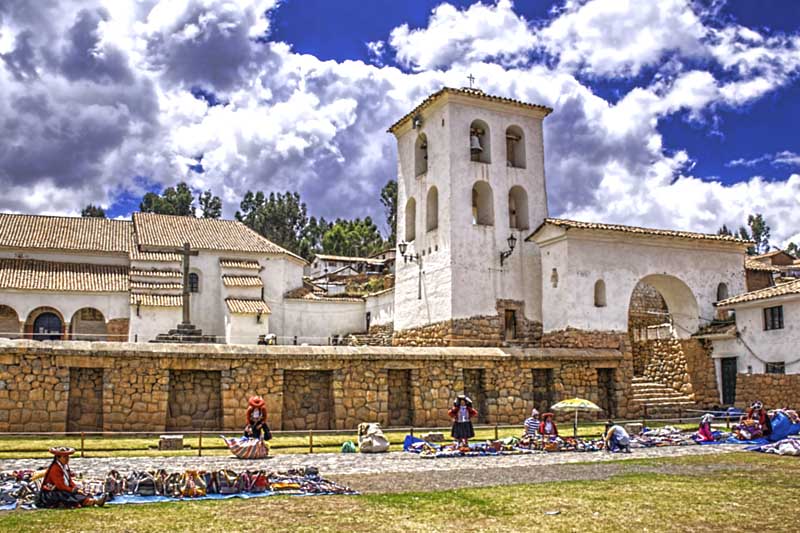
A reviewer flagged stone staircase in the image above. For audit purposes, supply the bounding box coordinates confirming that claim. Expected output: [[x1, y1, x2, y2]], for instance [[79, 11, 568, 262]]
[[631, 376, 696, 418]]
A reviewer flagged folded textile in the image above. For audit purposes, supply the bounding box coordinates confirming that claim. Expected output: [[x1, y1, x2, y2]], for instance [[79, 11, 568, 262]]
[[221, 436, 269, 459]]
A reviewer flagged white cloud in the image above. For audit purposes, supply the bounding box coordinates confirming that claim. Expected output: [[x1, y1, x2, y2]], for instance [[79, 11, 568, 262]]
[[728, 151, 800, 169]]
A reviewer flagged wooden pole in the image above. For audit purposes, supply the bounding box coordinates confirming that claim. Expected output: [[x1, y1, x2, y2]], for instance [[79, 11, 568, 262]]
[[198, 431, 203, 457], [494, 424, 499, 441], [309, 430, 314, 454], [80, 432, 85, 458]]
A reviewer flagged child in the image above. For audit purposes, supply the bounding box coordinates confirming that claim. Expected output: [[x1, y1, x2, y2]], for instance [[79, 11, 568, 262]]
[[448, 395, 478, 448], [244, 396, 272, 441]]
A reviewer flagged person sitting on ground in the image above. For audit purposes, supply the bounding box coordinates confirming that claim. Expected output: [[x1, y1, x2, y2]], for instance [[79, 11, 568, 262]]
[[448, 395, 478, 448], [736, 400, 772, 440], [604, 421, 631, 453], [244, 396, 272, 441], [524, 408, 540, 437], [539, 413, 559, 438], [695, 413, 715, 442], [37, 447, 106, 508]]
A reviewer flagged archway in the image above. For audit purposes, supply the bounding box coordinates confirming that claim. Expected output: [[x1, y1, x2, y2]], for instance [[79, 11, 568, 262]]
[[0, 305, 21, 339], [69, 307, 107, 341], [28, 308, 64, 341]]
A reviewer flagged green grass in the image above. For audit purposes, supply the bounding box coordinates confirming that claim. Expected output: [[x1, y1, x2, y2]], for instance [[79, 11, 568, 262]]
[[0, 422, 701, 459], [0, 452, 796, 532]]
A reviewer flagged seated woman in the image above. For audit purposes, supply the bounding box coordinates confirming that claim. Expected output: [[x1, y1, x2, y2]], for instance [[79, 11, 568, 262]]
[[695, 413, 715, 442], [244, 395, 272, 441], [538, 413, 559, 438], [736, 400, 772, 440], [37, 447, 106, 508], [523, 408, 540, 437], [604, 421, 631, 453]]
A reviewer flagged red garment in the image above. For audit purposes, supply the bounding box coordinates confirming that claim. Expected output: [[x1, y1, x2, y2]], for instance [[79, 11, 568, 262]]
[[744, 408, 772, 435], [246, 405, 267, 426], [539, 419, 559, 437], [42, 460, 76, 492], [696, 422, 714, 442], [448, 405, 478, 420]]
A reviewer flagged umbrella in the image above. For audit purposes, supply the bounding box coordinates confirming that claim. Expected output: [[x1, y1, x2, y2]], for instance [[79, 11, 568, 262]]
[[551, 398, 602, 437]]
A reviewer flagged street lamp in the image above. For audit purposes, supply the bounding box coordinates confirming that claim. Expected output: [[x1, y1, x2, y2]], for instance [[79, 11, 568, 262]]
[[500, 234, 518, 267], [398, 241, 422, 299]]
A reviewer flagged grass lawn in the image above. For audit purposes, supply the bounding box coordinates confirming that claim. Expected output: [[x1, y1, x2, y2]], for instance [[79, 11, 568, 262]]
[[0, 422, 702, 459], [1, 452, 796, 532]]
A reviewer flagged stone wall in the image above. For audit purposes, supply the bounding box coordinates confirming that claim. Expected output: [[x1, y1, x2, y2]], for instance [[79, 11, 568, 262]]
[[638, 338, 692, 394], [0, 340, 630, 432], [628, 282, 669, 329], [387, 369, 412, 426], [67, 368, 103, 433], [682, 339, 719, 406], [735, 374, 800, 409], [166, 370, 222, 431]]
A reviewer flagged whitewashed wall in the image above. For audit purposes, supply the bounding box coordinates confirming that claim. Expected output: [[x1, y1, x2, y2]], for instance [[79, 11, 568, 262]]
[[365, 289, 394, 326], [224, 311, 269, 345], [280, 299, 365, 344], [128, 306, 182, 342]]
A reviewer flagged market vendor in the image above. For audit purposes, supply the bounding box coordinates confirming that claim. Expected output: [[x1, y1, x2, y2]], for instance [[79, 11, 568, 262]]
[[539, 413, 559, 437], [448, 395, 478, 447], [524, 408, 540, 437], [695, 414, 715, 442], [603, 421, 631, 453], [736, 400, 772, 439], [244, 395, 272, 441], [37, 447, 106, 508]]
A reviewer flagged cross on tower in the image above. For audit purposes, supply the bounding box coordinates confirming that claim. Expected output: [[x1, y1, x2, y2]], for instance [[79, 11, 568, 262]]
[[468, 74, 475, 88]]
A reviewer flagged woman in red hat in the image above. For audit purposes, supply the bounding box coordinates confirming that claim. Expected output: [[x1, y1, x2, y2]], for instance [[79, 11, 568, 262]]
[[37, 447, 106, 508], [244, 396, 272, 441], [448, 395, 478, 448], [539, 413, 559, 438]]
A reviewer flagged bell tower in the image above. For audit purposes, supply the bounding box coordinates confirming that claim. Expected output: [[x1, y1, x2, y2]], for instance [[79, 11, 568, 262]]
[[389, 87, 552, 346]]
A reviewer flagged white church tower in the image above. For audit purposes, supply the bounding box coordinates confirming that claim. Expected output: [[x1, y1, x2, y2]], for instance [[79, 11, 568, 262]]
[[389, 87, 552, 346]]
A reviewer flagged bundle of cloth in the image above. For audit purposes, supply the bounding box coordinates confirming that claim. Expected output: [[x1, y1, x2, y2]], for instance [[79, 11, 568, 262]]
[[403, 435, 538, 458], [221, 436, 269, 459], [748, 437, 800, 456], [631, 426, 697, 448], [728, 403, 800, 444], [357, 422, 390, 453]]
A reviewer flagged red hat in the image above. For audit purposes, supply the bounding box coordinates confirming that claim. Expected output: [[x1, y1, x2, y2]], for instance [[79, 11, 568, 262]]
[[49, 446, 75, 457], [542, 412, 554, 419], [248, 396, 266, 409]]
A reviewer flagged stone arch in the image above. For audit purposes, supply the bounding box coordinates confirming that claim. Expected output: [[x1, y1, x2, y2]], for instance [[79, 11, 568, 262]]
[[472, 181, 494, 226], [25, 306, 65, 341], [469, 119, 491, 163], [404, 197, 416, 242], [594, 280, 607, 307], [628, 274, 699, 339], [508, 185, 529, 230], [506, 125, 525, 168], [0, 304, 22, 338], [69, 307, 108, 341], [415, 133, 428, 176], [426, 186, 438, 232]]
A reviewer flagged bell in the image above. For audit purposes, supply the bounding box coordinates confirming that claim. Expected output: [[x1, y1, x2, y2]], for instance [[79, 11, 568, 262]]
[[470, 134, 483, 153]]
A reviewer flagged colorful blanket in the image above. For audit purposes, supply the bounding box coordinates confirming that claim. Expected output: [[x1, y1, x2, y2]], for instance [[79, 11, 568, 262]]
[[222, 436, 269, 459], [747, 437, 800, 456]]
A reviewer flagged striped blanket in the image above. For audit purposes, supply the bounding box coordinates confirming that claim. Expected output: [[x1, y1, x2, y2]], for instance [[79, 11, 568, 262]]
[[221, 436, 269, 459]]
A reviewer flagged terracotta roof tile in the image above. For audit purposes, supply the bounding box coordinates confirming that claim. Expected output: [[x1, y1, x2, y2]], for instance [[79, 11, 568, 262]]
[[225, 298, 271, 314], [284, 286, 364, 303], [0, 258, 129, 292], [530, 218, 752, 245], [388, 87, 552, 133], [717, 279, 800, 307], [130, 280, 183, 291], [130, 248, 181, 262], [130, 293, 182, 307], [130, 268, 182, 279], [745, 259, 780, 272], [222, 275, 263, 288], [219, 258, 261, 270], [0, 214, 132, 253]]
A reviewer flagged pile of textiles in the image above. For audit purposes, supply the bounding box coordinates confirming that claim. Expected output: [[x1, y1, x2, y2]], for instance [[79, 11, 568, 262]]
[[748, 437, 800, 456], [726, 410, 800, 445], [404, 435, 539, 458], [631, 426, 698, 448], [221, 436, 269, 459], [0, 467, 356, 511]]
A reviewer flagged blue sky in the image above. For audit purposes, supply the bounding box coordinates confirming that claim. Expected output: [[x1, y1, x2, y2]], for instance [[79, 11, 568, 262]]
[[0, 0, 798, 245]]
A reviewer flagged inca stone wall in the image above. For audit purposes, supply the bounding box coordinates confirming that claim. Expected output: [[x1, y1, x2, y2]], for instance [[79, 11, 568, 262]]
[[387, 369, 412, 426], [735, 374, 800, 409], [681, 339, 719, 406], [282, 370, 333, 430], [628, 282, 669, 329], [67, 368, 103, 433], [166, 370, 222, 431], [639, 338, 692, 393]]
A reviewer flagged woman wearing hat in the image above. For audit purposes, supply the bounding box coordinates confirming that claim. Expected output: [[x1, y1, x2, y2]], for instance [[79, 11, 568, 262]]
[[244, 396, 272, 441], [737, 400, 772, 439], [448, 395, 478, 448], [37, 447, 106, 508], [538, 413, 559, 438]]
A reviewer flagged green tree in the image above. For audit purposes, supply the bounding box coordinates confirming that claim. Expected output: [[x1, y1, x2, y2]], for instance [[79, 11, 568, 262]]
[[380, 180, 397, 245], [787, 242, 799, 259], [235, 191, 310, 257], [299, 216, 332, 259], [716, 224, 732, 236], [321, 217, 384, 257], [140, 182, 196, 216], [198, 190, 222, 219], [80, 204, 106, 218]]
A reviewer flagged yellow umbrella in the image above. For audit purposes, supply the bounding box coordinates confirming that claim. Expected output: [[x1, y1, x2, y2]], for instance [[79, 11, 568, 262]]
[[551, 398, 602, 437]]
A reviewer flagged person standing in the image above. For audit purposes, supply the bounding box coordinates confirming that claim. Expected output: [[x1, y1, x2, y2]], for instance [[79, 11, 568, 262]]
[[448, 395, 478, 448]]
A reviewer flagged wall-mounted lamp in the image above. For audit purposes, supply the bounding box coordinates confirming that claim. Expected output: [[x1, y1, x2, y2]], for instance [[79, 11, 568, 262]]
[[412, 114, 423, 129], [398, 241, 423, 300], [500, 234, 518, 267]]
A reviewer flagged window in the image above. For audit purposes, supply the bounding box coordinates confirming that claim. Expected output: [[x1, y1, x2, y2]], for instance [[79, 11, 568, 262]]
[[404, 197, 416, 242], [426, 186, 438, 232], [471, 181, 494, 225], [415, 134, 428, 176], [766, 362, 786, 374], [594, 280, 607, 307], [763, 305, 783, 330], [508, 186, 529, 229], [469, 119, 491, 163], [716, 283, 729, 301], [189, 273, 200, 293], [505, 125, 525, 168]]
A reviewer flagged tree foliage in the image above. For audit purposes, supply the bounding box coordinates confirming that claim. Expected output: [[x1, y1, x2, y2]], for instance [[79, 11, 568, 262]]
[[236, 191, 312, 257], [719, 213, 771, 255], [321, 217, 384, 258], [787, 242, 799, 259], [140, 182, 196, 216], [80, 204, 106, 218], [380, 180, 397, 246], [198, 190, 222, 219]]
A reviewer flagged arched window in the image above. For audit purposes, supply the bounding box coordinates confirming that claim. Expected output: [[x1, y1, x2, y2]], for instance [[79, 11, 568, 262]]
[[33, 312, 63, 341], [426, 186, 438, 232], [508, 185, 529, 230], [405, 197, 416, 242], [189, 273, 200, 293], [415, 134, 428, 176], [70, 307, 107, 341], [0, 305, 21, 339], [469, 119, 491, 163], [472, 181, 494, 225], [594, 280, 607, 307], [506, 125, 525, 168], [716, 282, 729, 301]]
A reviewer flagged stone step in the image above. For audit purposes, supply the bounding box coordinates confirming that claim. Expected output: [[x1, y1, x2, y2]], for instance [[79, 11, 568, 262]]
[[633, 399, 695, 407], [633, 392, 692, 401]]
